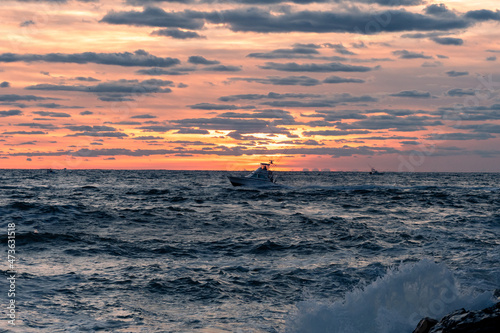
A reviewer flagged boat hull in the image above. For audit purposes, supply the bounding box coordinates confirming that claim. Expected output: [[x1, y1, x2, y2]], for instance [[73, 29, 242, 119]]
[[228, 176, 276, 187]]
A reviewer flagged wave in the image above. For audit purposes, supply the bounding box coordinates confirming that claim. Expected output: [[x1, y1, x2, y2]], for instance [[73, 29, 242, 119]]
[[286, 259, 495, 333]]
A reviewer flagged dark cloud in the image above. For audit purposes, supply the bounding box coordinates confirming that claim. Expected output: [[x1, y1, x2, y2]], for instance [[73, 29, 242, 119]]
[[336, 115, 442, 131], [131, 114, 157, 119], [231, 76, 322, 86], [0, 82, 10, 88], [431, 37, 464, 45], [127, 0, 423, 5], [486, 56, 497, 61], [132, 136, 164, 140], [426, 132, 495, 140], [32, 111, 71, 117], [138, 125, 174, 132], [36, 103, 84, 109], [303, 130, 370, 136], [188, 56, 220, 65], [172, 117, 272, 133], [100, 7, 205, 30], [80, 111, 93, 115], [446, 88, 476, 97], [304, 110, 368, 121], [0, 110, 22, 117], [393, 50, 433, 59], [351, 41, 366, 48], [203, 65, 242, 72], [259, 62, 373, 72], [446, 70, 468, 77], [126, 1, 196, 5], [247, 45, 320, 59], [324, 43, 356, 55], [16, 123, 57, 129], [20, 20, 35, 27], [151, 28, 204, 39], [175, 128, 210, 134], [323, 76, 365, 84], [65, 125, 116, 132], [25, 79, 174, 94], [74, 77, 100, 82], [261, 94, 377, 108], [361, 135, 418, 140], [5, 145, 400, 158], [136, 68, 189, 75], [455, 124, 500, 133], [102, 6, 471, 35], [401, 31, 446, 39], [114, 121, 142, 125], [363, 108, 421, 116], [424, 3, 458, 19], [218, 109, 294, 120], [389, 90, 432, 98], [0, 94, 58, 102], [66, 132, 129, 138], [219, 92, 322, 101], [204, 7, 471, 34], [3, 131, 46, 135], [464, 9, 500, 21], [262, 100, 334, 108], [98, 95, 135, 102], [14, 0, 68, 2], [188, 103, 255, 110], [0, 50, 180, 67], [436, 104, 500, 121]]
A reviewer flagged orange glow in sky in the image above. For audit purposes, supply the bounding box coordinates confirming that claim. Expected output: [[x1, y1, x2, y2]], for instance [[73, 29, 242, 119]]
[[1, 0, 500, 171]]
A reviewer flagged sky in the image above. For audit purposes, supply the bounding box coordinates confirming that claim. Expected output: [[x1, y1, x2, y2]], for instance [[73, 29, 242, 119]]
[[0, 0, 500, 171]]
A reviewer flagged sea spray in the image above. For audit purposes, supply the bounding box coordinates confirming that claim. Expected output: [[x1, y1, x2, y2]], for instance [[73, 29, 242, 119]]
[[286, 259, 494, 333]]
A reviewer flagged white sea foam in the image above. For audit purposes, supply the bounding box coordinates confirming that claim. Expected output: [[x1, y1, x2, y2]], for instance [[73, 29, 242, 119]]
[[286, 259, 495, 333]]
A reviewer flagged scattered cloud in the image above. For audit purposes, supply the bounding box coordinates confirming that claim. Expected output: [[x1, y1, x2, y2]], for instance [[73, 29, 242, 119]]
[[131, 114, 157, 119], [32, 111, 71, 117], [188, 56, 220, 65], [0, 110, 22, 117], [188, 103, 255, 110], [151, 28, 205, 39], [393, 50, 433, 59], [219, 92, 322, 101], [0, 50, 180, 67], [446, 70, 469, 77], [259, 62, 373, 72], [323, 76, 365, 84], [431, 37, 464, 46], [231, 76, 322, 86], [389, 90, 432, 98]]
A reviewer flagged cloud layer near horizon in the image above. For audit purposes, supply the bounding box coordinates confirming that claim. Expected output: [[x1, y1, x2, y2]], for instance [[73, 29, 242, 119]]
[[1, 0, 500, 171]]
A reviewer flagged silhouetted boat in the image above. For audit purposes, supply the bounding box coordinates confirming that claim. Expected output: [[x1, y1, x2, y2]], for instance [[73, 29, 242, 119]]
[[369, 167, 382, 175], [228, 162, 277, 186]]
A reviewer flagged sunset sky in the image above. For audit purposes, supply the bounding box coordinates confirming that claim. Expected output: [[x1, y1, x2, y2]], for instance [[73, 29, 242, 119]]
[[1, 0, 500, 171]]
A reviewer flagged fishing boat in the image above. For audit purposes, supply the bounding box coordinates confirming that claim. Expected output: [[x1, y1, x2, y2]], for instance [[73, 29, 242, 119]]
[[369, 167, 382, 175], [228, 161, 277, 187]]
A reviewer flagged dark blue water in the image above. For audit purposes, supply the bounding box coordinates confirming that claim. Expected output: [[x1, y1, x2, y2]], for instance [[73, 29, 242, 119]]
[[1, 171, 499, 332]]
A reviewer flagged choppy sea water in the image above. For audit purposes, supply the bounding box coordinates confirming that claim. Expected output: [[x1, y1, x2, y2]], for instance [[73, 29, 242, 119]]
[[1, 170, 499, 332]]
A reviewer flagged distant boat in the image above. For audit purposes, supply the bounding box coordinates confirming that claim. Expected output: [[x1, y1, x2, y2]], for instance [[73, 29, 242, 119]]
[[228, 161, 277, 187], [369, 167, 382, 175]]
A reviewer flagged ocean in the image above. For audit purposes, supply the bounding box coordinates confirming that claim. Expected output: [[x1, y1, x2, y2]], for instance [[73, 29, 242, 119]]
[[1, 170, 499, 332]]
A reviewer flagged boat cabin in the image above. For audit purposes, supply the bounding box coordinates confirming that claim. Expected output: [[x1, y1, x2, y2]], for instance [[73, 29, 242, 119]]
[[249, 162, 274, 181]]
